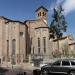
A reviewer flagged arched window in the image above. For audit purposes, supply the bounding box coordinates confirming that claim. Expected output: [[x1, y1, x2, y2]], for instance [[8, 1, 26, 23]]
[[7, 40, 9, 55], [12, 39, 16, 55], [38, 38, 40, 53], [39, 12, 41, 16], [7, 40, 10, 61], [42, 12, 46, 16], [43, 12, 44, 16], [43, 37, 46, 53], [11, 39, 16, 64]]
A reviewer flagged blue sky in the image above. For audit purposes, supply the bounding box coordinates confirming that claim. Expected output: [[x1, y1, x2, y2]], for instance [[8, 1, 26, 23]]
[[0, 0, 75, 39]]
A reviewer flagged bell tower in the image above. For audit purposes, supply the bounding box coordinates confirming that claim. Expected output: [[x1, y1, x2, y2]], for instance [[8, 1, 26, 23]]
[[35, 6, 48, 24]]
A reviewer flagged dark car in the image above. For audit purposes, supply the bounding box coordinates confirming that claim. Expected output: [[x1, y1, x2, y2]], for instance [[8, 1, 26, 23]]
[[41, 59, 75, 75], [0, 67, 8, 75]]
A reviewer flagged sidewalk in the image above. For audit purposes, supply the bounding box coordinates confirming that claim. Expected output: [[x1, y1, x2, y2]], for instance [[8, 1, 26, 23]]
[[21, 63, 41, 71], [1, 62, 41, 71]]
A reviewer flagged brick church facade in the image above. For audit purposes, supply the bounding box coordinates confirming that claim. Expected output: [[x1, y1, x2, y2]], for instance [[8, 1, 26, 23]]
[[0, 6, 74, 67]]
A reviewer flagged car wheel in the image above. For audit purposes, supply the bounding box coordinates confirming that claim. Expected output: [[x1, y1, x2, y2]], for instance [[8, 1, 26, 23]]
[[69, 71, 75, 75], [42, 69, 48, 75]]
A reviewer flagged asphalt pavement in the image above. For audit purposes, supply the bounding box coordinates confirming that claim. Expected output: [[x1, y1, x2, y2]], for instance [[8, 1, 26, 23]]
[[5, 69, 33, 75]]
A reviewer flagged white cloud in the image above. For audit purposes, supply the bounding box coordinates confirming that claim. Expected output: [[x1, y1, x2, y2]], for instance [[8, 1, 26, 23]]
[[49, 0, 64, 14], [63, 0, 75, 15], [50, 0, 75, 15]]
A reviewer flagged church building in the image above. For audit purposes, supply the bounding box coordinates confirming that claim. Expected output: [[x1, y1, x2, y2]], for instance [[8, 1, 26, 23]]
[[25, 6, 52, 65], [0, 6, 74, 67], [0, 6, 51, 66]]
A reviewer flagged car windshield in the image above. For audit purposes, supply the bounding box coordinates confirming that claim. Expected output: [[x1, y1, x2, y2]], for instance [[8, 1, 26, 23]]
[[52, 60, 61, 66]]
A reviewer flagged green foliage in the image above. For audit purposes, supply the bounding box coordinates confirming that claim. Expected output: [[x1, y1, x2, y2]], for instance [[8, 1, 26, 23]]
[[49, 5, 67, 39], [49, 5, 67, 58]]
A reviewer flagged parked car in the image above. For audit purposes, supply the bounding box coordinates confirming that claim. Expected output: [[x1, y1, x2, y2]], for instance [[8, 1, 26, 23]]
[[41, 59, 75, 75]]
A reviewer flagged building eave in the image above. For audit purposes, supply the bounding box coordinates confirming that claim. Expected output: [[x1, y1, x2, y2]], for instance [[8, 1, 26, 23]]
[[53, 36, 67, 42], [35, 27, 49, 29], [35, 6, 48, 12], [0, 16, 25, 25]]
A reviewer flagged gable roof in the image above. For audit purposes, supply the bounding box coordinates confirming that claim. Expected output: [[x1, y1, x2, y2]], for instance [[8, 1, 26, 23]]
[[24, 18, 48, 27], [69, 41, 75, 45], [35, 6, 48, 12], [53, 35, 73, 42]]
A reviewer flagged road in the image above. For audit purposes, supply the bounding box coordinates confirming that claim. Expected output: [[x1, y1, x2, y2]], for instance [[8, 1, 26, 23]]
[[5, 69, 33, 75], [24, 70, 33, 75], [0, 67, 41, 75]]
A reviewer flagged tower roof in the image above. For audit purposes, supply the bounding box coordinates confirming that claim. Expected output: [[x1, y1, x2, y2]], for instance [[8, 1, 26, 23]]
[[35, 6, 48, 12]]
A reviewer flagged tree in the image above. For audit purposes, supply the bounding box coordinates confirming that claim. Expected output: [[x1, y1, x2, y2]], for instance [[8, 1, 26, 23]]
[[52, 49, 61, 58], [62, 43, 69, 57], [49, 5, 67, 57]]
